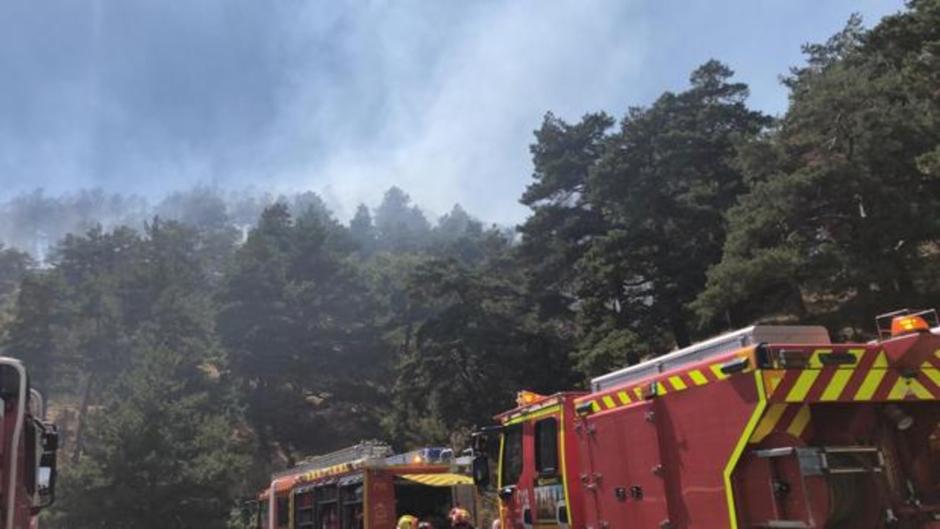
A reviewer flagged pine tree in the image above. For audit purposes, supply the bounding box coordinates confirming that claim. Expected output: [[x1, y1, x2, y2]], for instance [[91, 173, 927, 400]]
[[218, 204, 385, 459], [386, 257, 573, 447], [696, 8, 940, 333], [53, 339, 250, 529], [2, 271, 60, 390], [374, 187, 431, 252], [0, 244, 32, 305], [349, 204, 377, 255], [581, 60, 770, 355]]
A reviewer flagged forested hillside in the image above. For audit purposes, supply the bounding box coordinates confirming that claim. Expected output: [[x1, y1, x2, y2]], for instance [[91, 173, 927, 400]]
[[0, 3, 938, 528]]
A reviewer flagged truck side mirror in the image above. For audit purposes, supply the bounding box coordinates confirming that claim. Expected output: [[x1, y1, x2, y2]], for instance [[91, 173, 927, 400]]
[[43, 426, 59, 451], [471, 432, 489, 453], [498, 485, 516, 501], [37, 424, 58, 509]]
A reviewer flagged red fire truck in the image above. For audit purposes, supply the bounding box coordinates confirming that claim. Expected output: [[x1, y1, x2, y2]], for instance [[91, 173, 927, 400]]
[[472, 309, 940, 529], [259, 442, 477, 529], [0, 356, 58, 529]]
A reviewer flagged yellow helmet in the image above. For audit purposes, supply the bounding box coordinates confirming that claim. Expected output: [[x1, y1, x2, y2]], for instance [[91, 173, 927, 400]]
[[398, 515, 419, 529], [449, 508, 471, 526]]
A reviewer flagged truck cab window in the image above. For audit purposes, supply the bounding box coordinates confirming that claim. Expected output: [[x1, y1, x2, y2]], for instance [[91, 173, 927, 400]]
[[535, 418, 559, 476], [277, 497, 290, 528], [500, 425, 523, 486]]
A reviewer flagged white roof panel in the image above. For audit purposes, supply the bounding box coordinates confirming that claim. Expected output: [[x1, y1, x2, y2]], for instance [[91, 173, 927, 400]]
[[590, 325, 831, 392]]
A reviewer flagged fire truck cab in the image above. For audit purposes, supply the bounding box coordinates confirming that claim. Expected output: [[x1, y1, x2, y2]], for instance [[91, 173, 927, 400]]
[[259, 443, 477, 529], [475, 309, 940, 529], [471, 392, 587, 529], [0, 357, 59, 529]]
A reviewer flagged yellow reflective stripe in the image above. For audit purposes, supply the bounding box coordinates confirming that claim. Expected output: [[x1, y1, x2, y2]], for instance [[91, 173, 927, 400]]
[[786, 369, 821, 401], [722, 371, 767, 529], [786, 405, 811, 437], [911, 379, 933, 400], [750, 404, 787, 444], [656, 382, 668, 395], [854, 352, 888, 401], [807, 349, 831, 368], [602, 395, 616, 409], [689, 370, 708, 386], [888, 378, 907, 400], [668, 375, 687, 391], [710, 364, 729, 380], [820, 369, 853, 401], [504, 405, 561, 425], [845, 348, 866, 367], [558, 405, 572, 529], [497, 427, 505, 490], [400, 473, 473, 486], [888, 378, 932, 400], [765, 372, 784, 395], [590, 401, 601, 413], [873, 351, 888, 368], [616, 391, 632, 405], [922, 364, 940, 389], [633, 387, 644, 400]]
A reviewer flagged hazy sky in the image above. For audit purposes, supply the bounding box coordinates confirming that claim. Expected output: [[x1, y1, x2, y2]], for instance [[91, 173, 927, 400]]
[[0, 0, 904, 224]]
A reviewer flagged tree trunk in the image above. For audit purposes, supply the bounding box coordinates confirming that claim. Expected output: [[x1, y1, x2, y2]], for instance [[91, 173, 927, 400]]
[[71, 371, 96, 464], [671, 319, 691, 348], [892, 258, 916, 300], [668, 301, 692, 348], [791, 283, 809, 321]]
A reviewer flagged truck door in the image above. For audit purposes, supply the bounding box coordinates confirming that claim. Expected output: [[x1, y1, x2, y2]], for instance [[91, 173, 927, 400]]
[[499, 423, 526, 529], [532, 417, 567, 529], [578, 401, 669, 529]]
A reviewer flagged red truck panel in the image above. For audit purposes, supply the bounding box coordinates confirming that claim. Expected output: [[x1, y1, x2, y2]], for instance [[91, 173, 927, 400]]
[[579, 400, 668, 529], [578, 372, 761, 529], [366, 470, 395, 529]]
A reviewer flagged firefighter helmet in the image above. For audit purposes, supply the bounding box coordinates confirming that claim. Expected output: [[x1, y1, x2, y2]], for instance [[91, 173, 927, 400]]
[[449, 508, 471, 528], [398, 515, 418, 529]]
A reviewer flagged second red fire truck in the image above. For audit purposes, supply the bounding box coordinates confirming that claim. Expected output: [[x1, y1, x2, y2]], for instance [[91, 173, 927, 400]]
[[259, 442, 478, 529]]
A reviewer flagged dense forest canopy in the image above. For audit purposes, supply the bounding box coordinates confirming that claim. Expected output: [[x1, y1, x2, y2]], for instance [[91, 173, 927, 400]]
[[0, 3, 938, 528]]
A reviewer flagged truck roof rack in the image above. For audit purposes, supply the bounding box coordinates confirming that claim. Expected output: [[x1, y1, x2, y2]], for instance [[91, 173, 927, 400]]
[[591, 325, 831, 392], [384, 447, 453, 466], [273, 441, 393, 479]]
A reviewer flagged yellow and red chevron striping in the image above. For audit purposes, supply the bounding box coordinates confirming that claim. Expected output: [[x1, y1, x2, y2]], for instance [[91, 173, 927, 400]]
[[579, 352, 748, 413], [748, 403, 813, 444], [580, 346, 940, 414], [767, 347, 940, 403]]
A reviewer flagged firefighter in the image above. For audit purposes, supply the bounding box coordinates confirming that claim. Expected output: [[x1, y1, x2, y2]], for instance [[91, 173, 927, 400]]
[[397, 514, 419, 529], [448, 508, 473, 529]]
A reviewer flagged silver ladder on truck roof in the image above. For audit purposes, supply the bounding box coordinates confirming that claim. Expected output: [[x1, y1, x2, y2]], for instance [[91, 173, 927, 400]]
[[273, 440, 393, 479], [590, 325, 831, 392]]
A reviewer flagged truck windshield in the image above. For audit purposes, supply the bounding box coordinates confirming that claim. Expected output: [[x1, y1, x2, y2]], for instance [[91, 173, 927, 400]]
[[535, 418, 559, 476], [277, 496, 289, 527], [500, 424, 523, 487]]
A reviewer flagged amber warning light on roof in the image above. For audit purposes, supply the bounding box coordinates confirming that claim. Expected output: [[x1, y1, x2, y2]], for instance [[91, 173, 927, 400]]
[[516, 390, 548, 407], [891, 314, 930, 336]]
